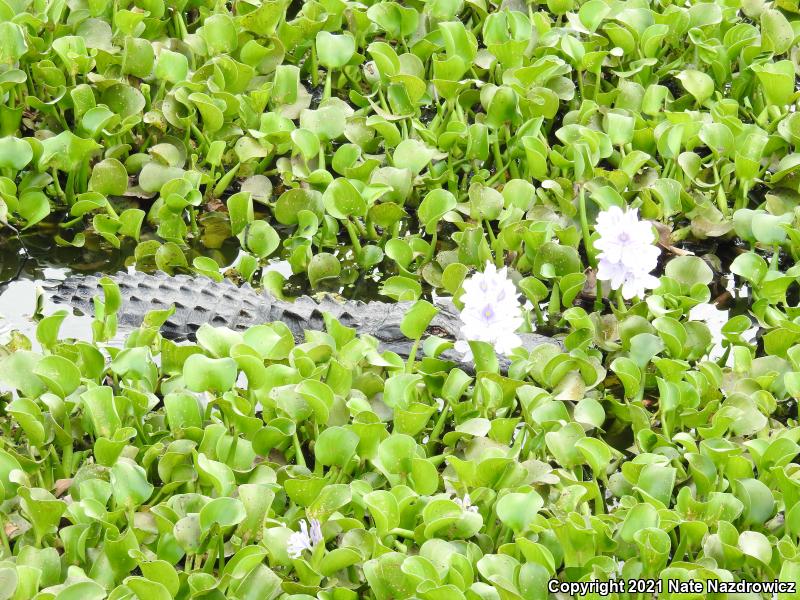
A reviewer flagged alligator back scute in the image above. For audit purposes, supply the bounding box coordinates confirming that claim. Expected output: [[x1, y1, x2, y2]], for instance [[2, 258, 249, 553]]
[[51, 271, 272, 340], [275, 296, 408, 346]]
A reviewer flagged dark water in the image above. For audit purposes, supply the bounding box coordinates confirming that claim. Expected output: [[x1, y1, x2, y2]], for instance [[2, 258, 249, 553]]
[[0, 219, 245, 343], [1, 215, 756, 358], [0, 227, 111, 343], [0, 216, 386, 344]]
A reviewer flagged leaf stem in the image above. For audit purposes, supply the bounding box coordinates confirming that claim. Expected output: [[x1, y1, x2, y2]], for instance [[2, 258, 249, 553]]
[[292, 432, 306, 469], [425, 404, 450, 454], [310, 44, 319, 88], [344, 219, 363, 262], [388, 528, 415, 538], [323, 69, 332, 101], [491, 134, 506, 183], [405, 338, 420, 373], [578, 185, 604, 311], [616, 289, 626, 311]]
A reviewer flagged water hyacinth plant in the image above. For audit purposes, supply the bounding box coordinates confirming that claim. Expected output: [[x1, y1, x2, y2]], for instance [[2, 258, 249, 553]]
[[455, 261, 525, 359], [594, 206, 661, 300], [0, 0, 799, 597], [452, 493, 479, 514], [286, 519, 324, 560]]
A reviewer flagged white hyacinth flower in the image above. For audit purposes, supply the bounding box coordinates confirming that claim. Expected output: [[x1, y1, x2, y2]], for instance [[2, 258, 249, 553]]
[[453, 493, 479, 513], [454, 261, 525, 360], [596, 257, 660, 301], [287, 518, 323, 559], [594, 206, 661, 300]]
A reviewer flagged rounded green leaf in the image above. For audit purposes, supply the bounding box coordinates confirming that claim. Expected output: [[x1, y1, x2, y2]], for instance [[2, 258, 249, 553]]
[[400, 300, 438, 340], [200, 14, 238, 55], [761, 9, 795, 54], [676, 69, 714, 104], [308, 252, 342, 287], [89, 158, 128, 196], [315, 426, 359, 468], [155, 49, 189, 83], [316, 31, 356, 69], [183, 354, 238, 393], [322, 178, 367, 219], [110, 458, 154, 509], [240, 220, 280, 258], [418, 189, 456, 234], [0, 23, 27, 65], [664, 255, 713, 287], [33, 355, 81, 398], [393, 139, 436, 174], [199, 497, 246, 532], [0, 136, 32, 170], [496, 491, 544, 532]]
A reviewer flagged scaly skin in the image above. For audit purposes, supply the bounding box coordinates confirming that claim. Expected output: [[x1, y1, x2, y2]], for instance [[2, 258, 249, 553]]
[[50, 271, 558, 368]]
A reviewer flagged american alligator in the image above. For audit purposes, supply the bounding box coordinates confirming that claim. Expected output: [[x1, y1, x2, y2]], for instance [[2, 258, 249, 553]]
[[50, 271, 558, 369]]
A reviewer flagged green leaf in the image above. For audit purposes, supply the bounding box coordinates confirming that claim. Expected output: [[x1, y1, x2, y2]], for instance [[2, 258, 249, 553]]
[[496, 491, 543, 532], [0, 136, 32, 170], [0, 352, 45, 397], [676, 69, 714, 105], [761, 9, 795, 54], [367, 2, 419, 38], [308, 252, 342, 287], [38, 131, 101, 172], [33, 355, 81, 398], [753, 60, 795, 107], [110, 458, 154, 509], [400, 300, 438, 340], [81, 386, 121, 438], [164, 392, 203, 431], [18, 191, 51, 228], [0, 23, 27, 65], [200, 497, 246, 532], [183, 354, 238, 393], [533, 242, 581, 278], [155, 49, 189, 83], [322, 178, 367, 219], [90, 158, 128, 196], [200, 14, 238, 55], [196, 453, 236, 497], [664, 255, 713, 287], [418, 189, 456, 234], [364, 490, 399, 536], [155, 242, 188, 274], [393, 139, 436, 174], [240, 220, 279, 258], [316, 31, 356, 69], [315, 426, 359, 468], [122, 37, 154, 78]]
